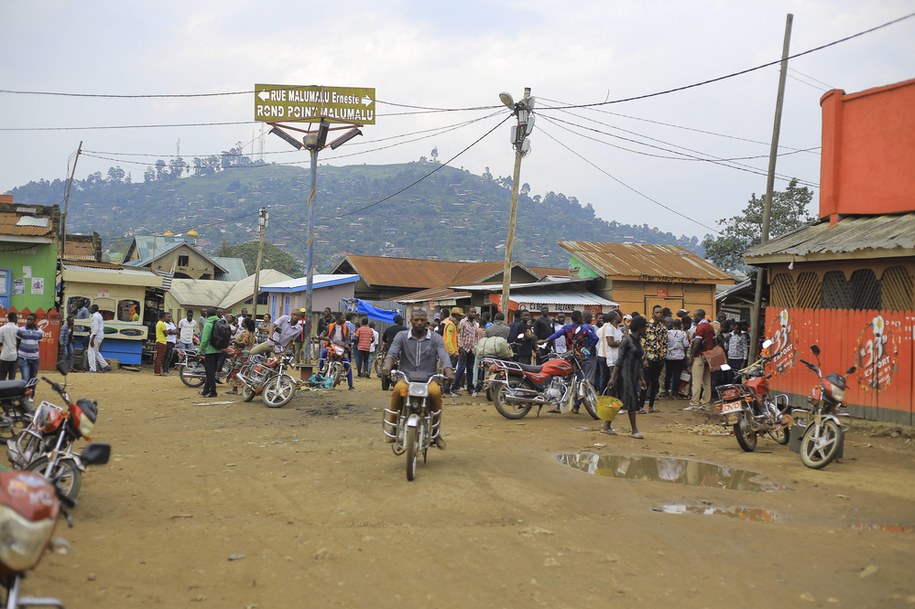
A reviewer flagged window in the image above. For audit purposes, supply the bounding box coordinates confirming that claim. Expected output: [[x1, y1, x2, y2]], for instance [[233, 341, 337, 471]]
[[67, 296, 88, 318], [94, 297, 116, 321], [770, 274, 795, 308], [177, 255, 189, 266], [850, 269, 880, 311], [796, 272, 821, 309], [881, 266, 913, 311], [117, 299, 141, 322], [820, 271, 851, 309]]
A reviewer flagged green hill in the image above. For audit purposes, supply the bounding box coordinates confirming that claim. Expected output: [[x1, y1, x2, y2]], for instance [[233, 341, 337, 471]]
[[8, 156, 702, 271]]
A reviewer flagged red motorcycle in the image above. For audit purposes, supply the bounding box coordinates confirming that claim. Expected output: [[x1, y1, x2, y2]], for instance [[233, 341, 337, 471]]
[[0, 443, 110, 609], [484, 350, 599, 420]]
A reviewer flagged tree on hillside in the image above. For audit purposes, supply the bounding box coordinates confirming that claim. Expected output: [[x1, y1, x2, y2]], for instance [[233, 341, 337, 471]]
[[216, 241, 302, 277], [702, 178, 814, 272]]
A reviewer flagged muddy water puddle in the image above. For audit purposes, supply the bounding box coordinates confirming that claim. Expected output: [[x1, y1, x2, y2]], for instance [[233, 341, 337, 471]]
[[654, 504, 777, 522], [557, 452, 775, 491], [851, 522, 914, 533]]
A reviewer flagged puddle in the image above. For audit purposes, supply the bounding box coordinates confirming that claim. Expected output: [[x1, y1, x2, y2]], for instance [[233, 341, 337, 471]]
[[851, 522, 914, 534], [655, 504, 777, 522], [557, 452, 773, 491]]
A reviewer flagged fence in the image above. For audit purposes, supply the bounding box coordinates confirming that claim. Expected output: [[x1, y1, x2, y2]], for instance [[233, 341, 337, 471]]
[[764, 307, 914, 425]]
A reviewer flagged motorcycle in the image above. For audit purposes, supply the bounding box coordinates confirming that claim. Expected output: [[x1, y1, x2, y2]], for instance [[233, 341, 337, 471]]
[[0, 378, 37, 440], [177, 347, 235, 388], [235, 352, 298, 408], [382, 371, 444, 481], [319, 343, 352, 389], [714, 340, 792, 452], [484, 349, 599, 420], [0, 442, 110, 609], [791, 344, 857, 470], [7, 362, 98, 502]]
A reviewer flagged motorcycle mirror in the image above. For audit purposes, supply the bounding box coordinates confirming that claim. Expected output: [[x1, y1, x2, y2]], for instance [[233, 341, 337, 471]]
[[761, 339, 773, 349], [847, 366, 857, 374], [517, 334, 525, 340], [80, 443, 112, 466], [56, 360, 69, 376], [811, 344, 821, 357]]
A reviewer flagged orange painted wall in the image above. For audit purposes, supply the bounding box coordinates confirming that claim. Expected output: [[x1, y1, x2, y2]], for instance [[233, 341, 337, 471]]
[[819, 78, 915, 220]]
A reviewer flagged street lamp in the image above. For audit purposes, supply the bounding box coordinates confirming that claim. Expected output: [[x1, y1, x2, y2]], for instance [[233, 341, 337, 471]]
[[499, 87, 534, 318]]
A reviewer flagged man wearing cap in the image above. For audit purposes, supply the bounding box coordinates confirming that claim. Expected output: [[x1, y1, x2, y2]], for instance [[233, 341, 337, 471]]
[[441, 307, 462, 396], [293, 308, 307, 365], [686, 308, 715, 409]]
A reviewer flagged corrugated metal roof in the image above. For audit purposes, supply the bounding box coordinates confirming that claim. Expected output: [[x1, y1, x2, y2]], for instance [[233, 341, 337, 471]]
[[507, 290, 619, 307], [397, 286, 472, 304], [0, 209, 55, 238], [168, 279, 234, 308], [211, 256, 249, 282], [743, 213, 915, 262], [62, 262, 160, 276], [260, 274, 360, 292], [332, 255, 555, 289], [557, 241, 733, 283], [15, 216, 49, 227], [63, 240, 97, 261], [217, 270, 292, 308]]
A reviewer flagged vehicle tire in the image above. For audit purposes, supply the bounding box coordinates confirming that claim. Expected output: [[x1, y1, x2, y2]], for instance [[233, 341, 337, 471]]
[[263, 375, 297, 408], [373, 354, 383, 378], [767, 427, 790, 445], [27, 457, 81, 501], [580, 380, 599, 420], [492, 378, 533, 420], [800, 419, 842, 469], [329, 363, 343, 388], [734, 414, 758, 452], [242, 386, 256, 402], [405, 426, 418, 481], [179, 363, 205, 388]]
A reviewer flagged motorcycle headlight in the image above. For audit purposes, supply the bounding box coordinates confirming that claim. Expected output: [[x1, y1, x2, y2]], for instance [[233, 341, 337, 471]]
[[0, 503, 57, 572], [829, 382, 846, 403]]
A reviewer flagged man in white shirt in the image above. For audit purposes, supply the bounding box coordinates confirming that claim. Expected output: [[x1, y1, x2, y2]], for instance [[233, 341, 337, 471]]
[[604, 311, 623, 395], [595, 313, 610, 393], [87, 304, 111, 373], [250, 310, 303, 356], [0, 312, 20, 380], [552, 313, 567, 354], [164, 313, 178, 372], [177, 310, 197, 351]]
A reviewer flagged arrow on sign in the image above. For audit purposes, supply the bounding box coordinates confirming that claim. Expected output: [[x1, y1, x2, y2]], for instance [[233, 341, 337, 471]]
[[361, 95, 373, 106], [258, 90, 271, 101]]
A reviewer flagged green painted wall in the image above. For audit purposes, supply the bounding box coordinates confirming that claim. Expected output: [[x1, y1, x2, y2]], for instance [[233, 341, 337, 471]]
[[568, 254, 601, 280], [0, 242, 57, 312]]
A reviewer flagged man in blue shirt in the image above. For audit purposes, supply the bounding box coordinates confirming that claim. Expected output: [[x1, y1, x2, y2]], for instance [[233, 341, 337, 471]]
[[539, 310, 599, 414], [17, 313, 43, 382]]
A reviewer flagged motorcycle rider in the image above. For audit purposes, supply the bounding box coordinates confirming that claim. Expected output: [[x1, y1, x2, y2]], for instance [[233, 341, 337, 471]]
[[250, 309, 304, 356], [539, 310, 599, 414], [380, 309, 454, 449], [320, 312, 354, 390], [381, 314, 407, 353]]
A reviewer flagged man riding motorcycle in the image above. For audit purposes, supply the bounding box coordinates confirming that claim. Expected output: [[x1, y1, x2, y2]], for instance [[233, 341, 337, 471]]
[[380, 309, 454, 449]]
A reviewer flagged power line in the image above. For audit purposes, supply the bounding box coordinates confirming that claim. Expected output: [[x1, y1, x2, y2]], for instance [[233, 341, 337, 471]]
[[539, 11, 915, 110], [325, 114, 512, 220], [537, 125, 721, 235], [0, 120, 254, 132], [788, 68, 836, 89]]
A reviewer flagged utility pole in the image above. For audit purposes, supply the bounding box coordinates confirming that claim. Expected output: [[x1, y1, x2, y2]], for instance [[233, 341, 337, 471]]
[[60, 141, 83, 258], [750, 14, 793, 361], [252, 207, 269, 319], [498, 88, 534, 317]]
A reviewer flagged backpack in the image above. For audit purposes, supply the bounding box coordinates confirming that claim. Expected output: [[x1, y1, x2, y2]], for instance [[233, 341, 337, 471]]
[[211, 319, 232, 350]]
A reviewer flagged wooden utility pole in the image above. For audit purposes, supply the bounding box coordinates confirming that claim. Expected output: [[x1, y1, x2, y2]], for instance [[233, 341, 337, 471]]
[[60, 141, 83, 258], [252, 207, 268, 319], [750, 14, 793, 360]]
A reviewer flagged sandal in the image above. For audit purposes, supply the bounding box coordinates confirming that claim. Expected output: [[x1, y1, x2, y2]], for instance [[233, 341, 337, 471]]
[[546, 408, 562, 414], [603, 428, 618, 436], [636, 409, 647, 415], [649, 408, 658, 413], [630, 432, 644, 440]]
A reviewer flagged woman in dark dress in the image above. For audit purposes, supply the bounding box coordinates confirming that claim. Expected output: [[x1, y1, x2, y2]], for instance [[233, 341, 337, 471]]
[[609, 315, 647, 439]]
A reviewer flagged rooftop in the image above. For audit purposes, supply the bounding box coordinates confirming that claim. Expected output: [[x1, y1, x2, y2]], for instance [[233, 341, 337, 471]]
[[558, 241, 733, 284]]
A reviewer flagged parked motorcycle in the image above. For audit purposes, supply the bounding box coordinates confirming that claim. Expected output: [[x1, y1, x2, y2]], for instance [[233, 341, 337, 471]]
[[6, 362, 98, 501], [484, 350, 599, 420], [382, 371, 444, 481], [0, 378, 37, 440], [791, 344, 856, 469], [319, 343, 352, 389], [715, 340, 792, 451], [177, 347, 235, 388], [236, 353, 298, 408], [0, 442, 110, 609]]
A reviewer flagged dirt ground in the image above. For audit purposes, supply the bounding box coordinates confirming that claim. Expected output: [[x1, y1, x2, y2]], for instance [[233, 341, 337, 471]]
[[24, 367, 915, 609]]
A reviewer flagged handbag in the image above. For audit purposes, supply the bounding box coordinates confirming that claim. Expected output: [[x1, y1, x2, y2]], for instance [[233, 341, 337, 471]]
[[701, 345, 727, 372]]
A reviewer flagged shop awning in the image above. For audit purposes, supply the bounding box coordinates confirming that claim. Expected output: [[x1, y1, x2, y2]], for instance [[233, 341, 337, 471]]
[[488, 290, 618, 312]]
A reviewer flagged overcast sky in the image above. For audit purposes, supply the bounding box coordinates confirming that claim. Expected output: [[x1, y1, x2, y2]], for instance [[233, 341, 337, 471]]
[[1, 1, 913, 239]]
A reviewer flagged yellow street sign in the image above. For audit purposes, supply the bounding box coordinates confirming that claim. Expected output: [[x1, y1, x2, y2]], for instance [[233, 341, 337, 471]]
[[254, 84, 376, 124]]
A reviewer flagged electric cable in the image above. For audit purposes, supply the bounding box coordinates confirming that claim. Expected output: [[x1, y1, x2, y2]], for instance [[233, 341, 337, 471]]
[[324, 114, 512, 220], [537, 125, 721, 235]]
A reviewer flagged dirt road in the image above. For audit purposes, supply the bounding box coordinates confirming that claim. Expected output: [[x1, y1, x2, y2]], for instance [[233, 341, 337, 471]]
[[26, 369, 915, 608]]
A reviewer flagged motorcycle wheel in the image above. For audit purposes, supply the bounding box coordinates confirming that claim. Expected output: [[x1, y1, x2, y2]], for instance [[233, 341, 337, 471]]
[[263, 375, 297, 408], [179, 363, 206, 388], [405, 426, 418, 481], [329, 363, 343, 388], [800, 419, 842, 469], [580, 380, 599, 420], [492, 378, 533, 420], [242, 385, 256, 402], [734, 414, 758, 452], [373, 354, 383, 378], [27, 457, 81, 501], [767, 427, 790, 445]]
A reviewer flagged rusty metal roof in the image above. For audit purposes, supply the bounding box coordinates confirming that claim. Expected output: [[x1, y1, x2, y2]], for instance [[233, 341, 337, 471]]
[[333, 255, 557, 290], [744, 213, 915, 263], [557, 241, 733, 284], [0, 208, 56, 239], [397, 286, 472, 304]]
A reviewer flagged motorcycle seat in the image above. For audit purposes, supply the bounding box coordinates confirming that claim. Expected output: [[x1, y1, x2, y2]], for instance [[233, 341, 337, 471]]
[[514, 362, 543, 374], [0, 380, 27, 399]]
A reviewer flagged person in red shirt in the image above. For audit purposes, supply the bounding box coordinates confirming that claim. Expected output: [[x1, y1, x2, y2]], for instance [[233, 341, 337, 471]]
[[686, 308, 716, 408], [354, 317, 375, 378]]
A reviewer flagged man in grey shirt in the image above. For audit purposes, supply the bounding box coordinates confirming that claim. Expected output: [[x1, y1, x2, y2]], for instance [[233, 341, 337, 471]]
[[484, 312, 511, 340], [381, 309, 454, 449]]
